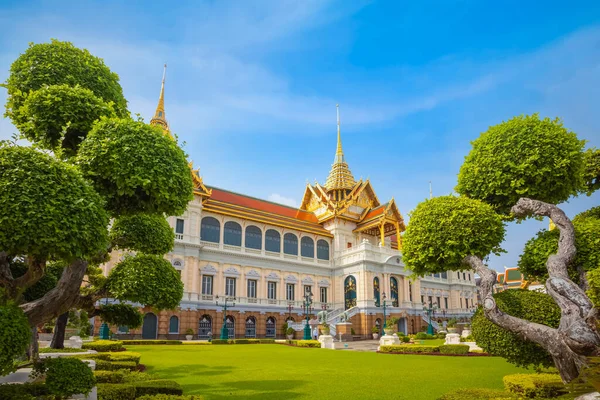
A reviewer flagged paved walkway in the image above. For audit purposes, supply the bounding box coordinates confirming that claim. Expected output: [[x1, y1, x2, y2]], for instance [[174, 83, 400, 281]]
[[333, 339, 380, 352]]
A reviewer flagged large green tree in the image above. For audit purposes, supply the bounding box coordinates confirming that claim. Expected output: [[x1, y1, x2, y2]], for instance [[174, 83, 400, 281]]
[[0, 40, 192, 373], [403, 114, 600, 383]]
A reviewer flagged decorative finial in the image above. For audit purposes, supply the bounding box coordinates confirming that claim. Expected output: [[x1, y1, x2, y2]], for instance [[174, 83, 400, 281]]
[[323, 103, 356, 191], [429, 181, 433, 199], [150, 63, 171, 136]]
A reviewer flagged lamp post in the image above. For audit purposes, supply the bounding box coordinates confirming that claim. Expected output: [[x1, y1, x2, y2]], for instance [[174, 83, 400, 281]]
[[381, 292, 388, 331], [287, 302, 294, 320], [99, 297, 110, 340], [216, 295, 236, 340], [423, 300, 438, 335], [302, 287, 313, 340]]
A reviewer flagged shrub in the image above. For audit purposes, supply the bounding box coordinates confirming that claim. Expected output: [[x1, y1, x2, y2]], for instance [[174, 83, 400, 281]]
[[73, 351, 141, 364], [0, 303, 32, 375], [94, 370, 126, 384], [137, 395, 205, 400], [95, 360, 138, 371], [460, 335, 475, 342], [415, 332, 434, 340], [436, 332, 447, 339], [0, 383, 49, 400], [503, 373, 566, 398], [260, 339, 275, 344], [43, 357, 96, 399], [133, 380, 183, 397], [297, 340, 320, 348], [286, 327, 295, 336], [438, 388, 516, 399], [97, 383, 136, 400], [439, 345, 470, 355], [210, 339, 232, 345], [39, 347, 88, 353], [82, 340, 124, 352], [235, 339, 250, 344], [379, 345, 440, 353], [122, 340, 182, 345], [401, 336, 410, 343]]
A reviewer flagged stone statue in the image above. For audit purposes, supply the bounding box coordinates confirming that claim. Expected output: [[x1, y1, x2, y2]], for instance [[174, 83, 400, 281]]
[[339, 311, 349, 322], [317, 310, 328, 324]]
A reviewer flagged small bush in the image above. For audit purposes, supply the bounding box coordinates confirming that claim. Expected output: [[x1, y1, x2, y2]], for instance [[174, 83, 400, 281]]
[[39, 347, 88, 353], [401, 336, 411, 343], [73, 351, 141, 364], [94, 370, 127, 384], [415, 332, 435, 340], [260, 339, 275, 344], [95, 360, 138, 371], [82, 340, 124, 352], [437, 332, 447, 339], [439, 345, 470, 355], [0, 383, 49, 400], [44, 357, 96, 398], [503, 373, 566, 398], [437, 387, 516, 399], [235, 339, 249, 344], [133, 380, 183, 396], [122, 340, 182, 345], [210, 339, 232, 345], [379, 345, 439, 353], [137, 395, 205, 400], [97, 383, 136, 400], [297, 340, 320, 348]]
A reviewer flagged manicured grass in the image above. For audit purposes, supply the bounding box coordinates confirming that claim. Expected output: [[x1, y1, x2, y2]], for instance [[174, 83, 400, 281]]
[[132, 344, 530, 399]]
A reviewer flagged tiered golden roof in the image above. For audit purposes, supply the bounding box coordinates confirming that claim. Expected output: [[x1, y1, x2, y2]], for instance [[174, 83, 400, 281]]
[[324, 104, 356, 191], [150, 64, 169, 132]]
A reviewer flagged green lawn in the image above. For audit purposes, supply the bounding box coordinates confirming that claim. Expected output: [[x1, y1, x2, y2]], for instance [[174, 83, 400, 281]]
[[132, 344, 530, 400]]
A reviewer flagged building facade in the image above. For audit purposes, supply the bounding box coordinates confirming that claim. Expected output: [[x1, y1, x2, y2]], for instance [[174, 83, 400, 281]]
[[98, 71, 478, 340]]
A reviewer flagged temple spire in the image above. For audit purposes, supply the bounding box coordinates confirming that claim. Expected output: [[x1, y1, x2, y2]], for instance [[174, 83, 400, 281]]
[[150, 64, 169, 132], [324, 104, 356, 191]]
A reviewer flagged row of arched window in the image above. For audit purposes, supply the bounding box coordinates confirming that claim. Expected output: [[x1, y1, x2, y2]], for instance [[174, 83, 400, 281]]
[[162, 314, 280, 338], [200, 217, 330, 260]]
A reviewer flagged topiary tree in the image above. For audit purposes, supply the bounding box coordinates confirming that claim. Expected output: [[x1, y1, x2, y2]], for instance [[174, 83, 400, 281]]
[[38, 357, 95, 399], [0, 40, 193, 369], [0, 303, 31, 375], [403, 114, 600, 382]]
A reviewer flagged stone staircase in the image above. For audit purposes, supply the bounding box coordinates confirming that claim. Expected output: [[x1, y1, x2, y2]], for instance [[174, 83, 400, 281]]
[[421, 315, 440, 331], [287, 306, 360, 337]]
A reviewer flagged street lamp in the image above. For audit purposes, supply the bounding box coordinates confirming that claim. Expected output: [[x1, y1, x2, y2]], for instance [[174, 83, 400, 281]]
[[381, 292, 388, 330], [423, 300, 438, 335], [216, 295, 236, 340], [287, 302, 294, 320], [99, 297, 110, 340], [302, 287, 313, 340]]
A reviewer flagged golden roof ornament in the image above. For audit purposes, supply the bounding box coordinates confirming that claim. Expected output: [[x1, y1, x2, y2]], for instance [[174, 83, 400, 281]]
[[324, 104, 356, 191], [150, 64, 170, 133]]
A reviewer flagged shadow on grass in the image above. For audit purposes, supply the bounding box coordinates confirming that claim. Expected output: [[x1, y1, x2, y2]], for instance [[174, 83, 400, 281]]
[[185, 379, 306, 399], [145, 363, 235, 379]]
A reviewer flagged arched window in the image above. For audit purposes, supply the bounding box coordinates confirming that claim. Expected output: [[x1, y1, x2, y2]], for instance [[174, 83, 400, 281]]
[[225, 315, 235, 339], [245, 316, 256, 338], [344, 276, 357, 310], [373, 277, 380, 307], [317, 240, 330, 260], [265, 229, 281, 252], [300, 237, 314, 258], [198, 315, 212, 339], [390, 277, 399, 307], [283, 233, 298, 255], [200, 217, 220, 243], [224, 221, 242, 246], [245, 225, 262, 250], [265, 317, 276, 338], [142, 313, 157, 339], [168, 316, 179, 334]]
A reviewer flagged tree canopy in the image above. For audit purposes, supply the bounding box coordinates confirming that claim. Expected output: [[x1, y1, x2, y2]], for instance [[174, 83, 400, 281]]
[[110, 214, 175, 255]]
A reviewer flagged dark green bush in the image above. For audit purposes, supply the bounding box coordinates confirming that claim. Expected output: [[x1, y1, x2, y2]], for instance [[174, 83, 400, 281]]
[[0, 383, 49, 400], [259, 339, 275, 344], [234, 339, 249, 344], [401, 336, 410, 343], [39, 347, 88, 353], [0, 303, 33, 375], [503, 373, 566, 398], [44, 357, 96, 398], [95, 360, 137, 371], [379, 345, 440, 353], [133, 380, 183, 396], [210, 339, 232, 345], [415, 332, 435, 340], [82, 340, 124, 352], [122, 340, 182, 345], [137, 395, 205, 400], [94, 370, 126, 384], [439, 345, 470, 355], [97, 383, 136, 400], [437, 332, 447, 339], [437, 387, 516, 399]]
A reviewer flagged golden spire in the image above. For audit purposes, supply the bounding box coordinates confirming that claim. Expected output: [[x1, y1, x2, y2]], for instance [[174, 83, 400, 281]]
[[324, 104, 356, 191], [150, 64, 169, 132]]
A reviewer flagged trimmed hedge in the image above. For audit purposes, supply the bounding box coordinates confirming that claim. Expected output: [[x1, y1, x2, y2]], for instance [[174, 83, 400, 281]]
[[137, 395, 205, 400], [82, 340, 124, 352], [95, 370, 126, 384], [97, 380, 183, 400], [211, 339, 276, 345], [122, 340, 182, 345], [400, 336, 410, 343], [44, 357, 96, 398], [437, 388, 516, 399], [73, 351, 141, 364], [503, 373, 566, 398], [97, 383, 136, 400], [95, 360, 138, 371], [0, 383, 48, 400], [296, 340, 320, 348], [380, 345, 440, 353], [39, 347, 88, 353], [415, 332, 435, 340], [439, 345, 470, 355]]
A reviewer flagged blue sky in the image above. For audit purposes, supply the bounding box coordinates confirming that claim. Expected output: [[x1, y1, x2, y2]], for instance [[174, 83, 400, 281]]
[[0, 0, 599, 271]]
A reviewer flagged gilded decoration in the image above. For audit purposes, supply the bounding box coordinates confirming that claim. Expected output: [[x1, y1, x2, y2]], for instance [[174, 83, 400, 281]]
[[344, 276, 357, 310]]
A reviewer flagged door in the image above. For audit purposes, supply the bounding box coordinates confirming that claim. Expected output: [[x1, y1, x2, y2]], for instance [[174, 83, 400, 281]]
[[265, 317, 276, 338], [398, 318, 407, 335], [198, 315, 212, 339], [226, 316, 235, 339], [245, 317, 256, 338], [142, 313, 157, 339]]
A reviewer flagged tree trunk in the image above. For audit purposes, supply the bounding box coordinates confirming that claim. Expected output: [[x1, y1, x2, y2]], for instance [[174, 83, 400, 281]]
[[464, 198, 600, 383], [27, 326, 39, 361], [50, 312, 69, 349]]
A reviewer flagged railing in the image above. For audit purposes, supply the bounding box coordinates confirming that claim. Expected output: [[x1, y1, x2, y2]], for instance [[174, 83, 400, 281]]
[[421, 315, 440, 331], [328, 306, 359, 337], [175, 233, 184, 240]]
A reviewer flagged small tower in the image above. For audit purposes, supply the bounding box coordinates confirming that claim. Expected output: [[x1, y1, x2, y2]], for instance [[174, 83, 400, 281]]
[[150, 64, 169, 132], [324, 104, 356, 201]]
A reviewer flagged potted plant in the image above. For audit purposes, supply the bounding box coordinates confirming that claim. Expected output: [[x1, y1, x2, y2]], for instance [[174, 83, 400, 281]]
[[384, 317, 398, 335], [320, 323, 330, 335], [446, 318, 458, 333], [185, 328, 194, 341], [371, 326, 380, 340], [286, 327, 295, 340]]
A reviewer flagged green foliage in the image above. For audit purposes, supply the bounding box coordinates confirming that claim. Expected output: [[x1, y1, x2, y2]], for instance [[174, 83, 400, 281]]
[[401, 336, 410, 343], [296, 340, 321, 348], [82, 340, 124, 352], [95, 360, 138, 371], [137, 395, 206, 400], [76, 118, 193, 216], [210, 339, 275, 345], [575, 205, 600, 221], [133, 380, 183, 397], [518, 211, 600, 282], [587, 268, 600, 307], [456, 114, 586, 214], [121, 340, 182, 345], [379, 345, 440, 353], [0, 303, 32, 376], [503, 373, 566, 398], [583, 148, 600, 195], [415, 332, 435, 340], [437, 388, 516, 400], [39, 347, 87, 353], [471, 290, 560, 369], [0, 146, 109, 260], [97, 304, 143, 329], [3, 39, 128, 125], [439, 344, 470, 355], [106, 254, 183, 310], [43, 357, 95, 399], [403, 196, 505, 274], [110, 214, 174, 255], [94, 370, 127, 384], [97, 383, 137, 400], [0, 382, 49, 400], [73, 351, 141, 364], [17, 84, 116, 157]]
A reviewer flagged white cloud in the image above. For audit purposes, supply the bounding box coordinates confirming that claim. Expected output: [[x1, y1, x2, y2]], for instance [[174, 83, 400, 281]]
[[267, 193, 299, 208]]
